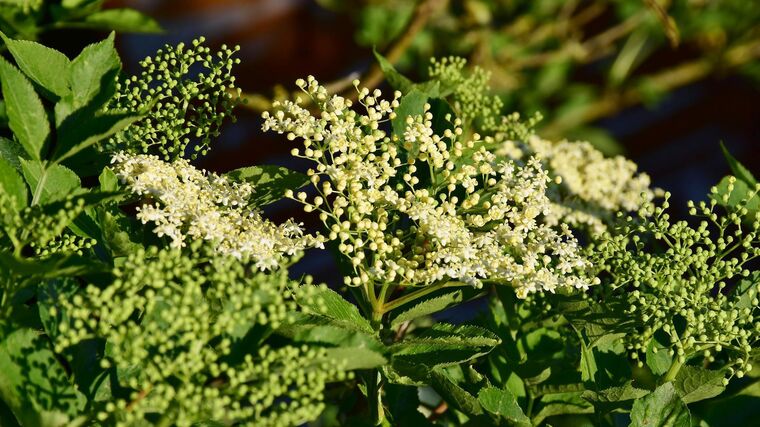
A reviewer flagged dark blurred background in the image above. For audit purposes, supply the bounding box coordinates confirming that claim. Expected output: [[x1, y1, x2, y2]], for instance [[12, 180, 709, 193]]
[[43, 0, 760, 282]]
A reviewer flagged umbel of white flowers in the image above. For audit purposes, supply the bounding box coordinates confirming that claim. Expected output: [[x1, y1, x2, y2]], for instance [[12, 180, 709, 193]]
[[263, 76, 595, 297], [111, 152, 324, 270]]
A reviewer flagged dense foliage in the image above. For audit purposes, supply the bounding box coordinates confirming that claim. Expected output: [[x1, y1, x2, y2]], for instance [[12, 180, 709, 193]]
[[0, 3, 759, 427]]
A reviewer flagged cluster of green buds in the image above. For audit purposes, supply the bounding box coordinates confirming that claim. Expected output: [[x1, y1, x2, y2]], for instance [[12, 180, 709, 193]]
[[107, 37, 241, 160], [54, 242, 345, 426], [428, 56, 504, 131], [0, 191, 90, 254], [30, 233, 96, 257], [591, 180, 760, 377]]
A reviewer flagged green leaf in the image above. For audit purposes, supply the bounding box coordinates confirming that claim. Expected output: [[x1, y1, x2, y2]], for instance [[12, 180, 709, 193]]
[[278, 313, 382, 351], [733, 271, 759, 310], [98, 166, 118, 192], [373, 49, 414, 93], [20, 160, 81, 205], [96, 207, 144, 257], [54, 111, 141, 163], [389, 290, 463, 328], [79, 9, 162, 33], [531, 391, 594, 425], [720, 142, 757, 186], [293, 284, 374, 334], [0, 136, 27, 172], [0, 328, 85, 426], [429, 368, 483, 416], [391, 89, 429, 141], [630, 382, 690, 427], [0, 34, 71, 100], [227, 164, 310, 206], [582, 382, 649, 404], [0, 57, 50, 160], [646, 337, 673, 377], [0, 156, 27, 211], [672, 366, 726, 404], [478, 386, 531, 424], [54, 32, 121, 126], [711, 176, 760, 217], [390, 323, 499, 368], [579, 337, 598, 383]]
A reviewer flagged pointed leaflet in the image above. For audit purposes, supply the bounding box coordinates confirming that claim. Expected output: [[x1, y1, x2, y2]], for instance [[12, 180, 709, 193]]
[[390, 290, 464, 328], [20, 160, 81, 205], [80, 9, 163, 33], [292, 285, 373, 334], [0, 157, 27, 211], [54, 111, 141, 164], [478, 387, 531, 425], [0, 136, 27, 172], [0, 32, 71, 100], [55, 32, 121, 126], [227, 165, 309, 206], [630, 382, 690, 427], [0, 58, 51, 160], [720, 142, 757, 186]]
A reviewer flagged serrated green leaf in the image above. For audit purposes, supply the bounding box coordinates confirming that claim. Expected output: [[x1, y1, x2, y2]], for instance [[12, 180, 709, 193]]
[[390, 323, 499, 368], [0, 156, 27, 211], [0, 328, 85, 426], [293, 285, 373, 334], [79, 9, 162, 33], [227, 164, 310, 206], [582, 382, 649, 403], [390, 290, 463, 328], [478, 386, 531, 424], [0, 57, 50, 161], [54, 32, 121, 126], [673, 366, 726, 404], [54, 111, 141, 163], [20, 160, 81, 205], [429, 368, 483, 416], [0, 33, 71, 99], [733, 271, 758, 310], [278, 313, 382, 351], [630, 382, 690, 427], [0, 136, 27, 172], [720, 142, 757, 186]]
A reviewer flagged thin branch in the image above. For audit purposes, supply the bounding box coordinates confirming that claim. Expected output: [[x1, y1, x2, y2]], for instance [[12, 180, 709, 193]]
[[541, 37, 760, 136]]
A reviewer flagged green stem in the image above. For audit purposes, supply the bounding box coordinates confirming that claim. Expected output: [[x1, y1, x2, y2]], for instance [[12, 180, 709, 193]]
[[380, 281, 467, 314], [662, 357, 684, 383], [366, 370, 385, 425]]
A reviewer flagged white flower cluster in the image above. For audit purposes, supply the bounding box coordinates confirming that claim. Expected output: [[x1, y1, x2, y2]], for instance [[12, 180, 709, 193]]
[[263, 77, 591, 297], [498, 135, 656, 234], [111, 153, 323, 270]]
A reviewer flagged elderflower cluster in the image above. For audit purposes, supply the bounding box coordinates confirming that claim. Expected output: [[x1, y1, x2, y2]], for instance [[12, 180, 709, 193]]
[[263, 77, 591, 297], [498, 135, 655, 234], [106, 37, 241, 160], [592, 181, 760, 376], [54, 244, 345, 426], [111, 152, 323, 270], [428, 56, 504, 131]]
